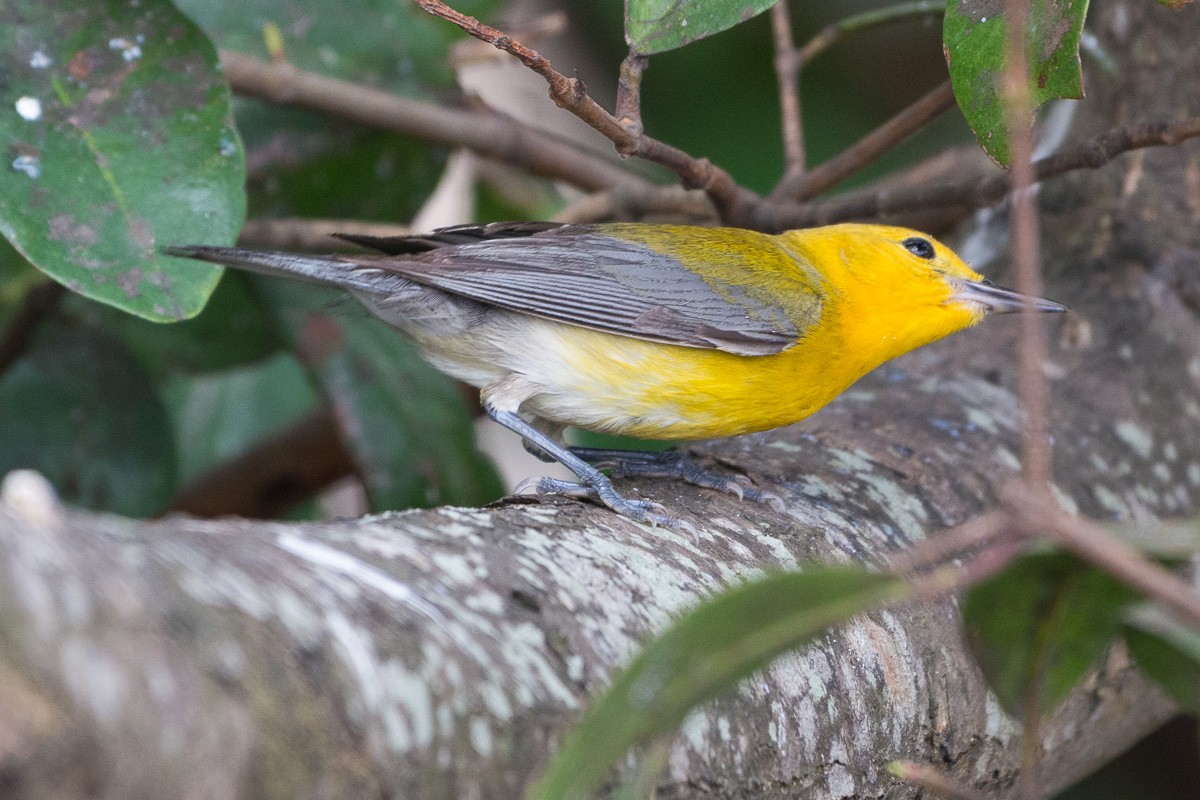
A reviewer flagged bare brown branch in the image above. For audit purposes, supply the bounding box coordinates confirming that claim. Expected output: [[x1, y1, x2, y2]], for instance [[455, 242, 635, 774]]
[[754, 117, 1200, 230], [553, 185, 718, 225], [615, 51, 650, 140], [218, 50, 646, 194], [770, 1, 806, 179], [237, 219, 413, 251], [413, 0, 761, 224], [889, 760, 989, 800], [795, 0, 945, 68], [772, 80, 956, 202], [1001, 481, 1200, 635], [887, 510, 1014, 575], [1003, 0, 1052, 495]]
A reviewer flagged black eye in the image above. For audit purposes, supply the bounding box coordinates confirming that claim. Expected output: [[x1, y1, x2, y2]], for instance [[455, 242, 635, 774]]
[[902, 237, 935, 259]]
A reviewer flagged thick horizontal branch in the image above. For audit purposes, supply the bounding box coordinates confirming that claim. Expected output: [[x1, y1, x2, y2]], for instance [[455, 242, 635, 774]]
[[219, 50, 649, 194]]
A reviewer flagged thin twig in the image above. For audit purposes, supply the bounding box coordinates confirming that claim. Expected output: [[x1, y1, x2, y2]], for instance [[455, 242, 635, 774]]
[[219, 50, 648, 194], [1001, 481, 1200, 634], [887, 510, 1013, 575], [615, 51, 650, 139], [414, 0, 761, 223], [888, 760, 988, 800], [1003, 0, 1052, 492], [1002, 0, 1049, 788], [796, 1, 945, 67], [754, 117, 1200, 230], [770, 1, 806, 179], [0, 281, 64, 377], [238, 218, 413, 250], [773, 79, 956, 201], [554, 185, 718, 225]]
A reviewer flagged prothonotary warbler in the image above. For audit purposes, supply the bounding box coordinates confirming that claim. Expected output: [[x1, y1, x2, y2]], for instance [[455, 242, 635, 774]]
[[167, 222, 1065, 528]]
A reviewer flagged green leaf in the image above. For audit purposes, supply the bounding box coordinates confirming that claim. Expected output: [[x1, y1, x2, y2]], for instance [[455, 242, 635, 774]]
[[1124, 604, 1200, 714], [265, 282, 503, 510], [0, 0, 245, 321], [0, 322, 176, 516], [161, 352, 319, 484], [625, 0, 779, 55], [943, 0, 1090, 164], [963, 551, 1138, 719], [527, 567, 904, 800]]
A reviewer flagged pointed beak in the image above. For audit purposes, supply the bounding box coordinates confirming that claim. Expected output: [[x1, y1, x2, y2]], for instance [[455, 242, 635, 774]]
[[950, 279, 1067, 314]]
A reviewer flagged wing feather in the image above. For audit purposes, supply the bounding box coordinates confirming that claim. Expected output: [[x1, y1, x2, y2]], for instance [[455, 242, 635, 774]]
[[351, 225, 823, 356]]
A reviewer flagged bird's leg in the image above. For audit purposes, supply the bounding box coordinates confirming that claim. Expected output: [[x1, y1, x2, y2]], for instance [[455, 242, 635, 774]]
[[483, 403, 691, 532], [569, 447, 784, 510]]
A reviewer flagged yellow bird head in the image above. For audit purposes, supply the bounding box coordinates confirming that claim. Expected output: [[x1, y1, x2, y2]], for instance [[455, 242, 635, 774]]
[[779, 223, 1064, 368]]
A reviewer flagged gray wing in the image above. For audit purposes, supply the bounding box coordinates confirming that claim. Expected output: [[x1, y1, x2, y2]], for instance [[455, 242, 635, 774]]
[[354, 225, 823, 356]]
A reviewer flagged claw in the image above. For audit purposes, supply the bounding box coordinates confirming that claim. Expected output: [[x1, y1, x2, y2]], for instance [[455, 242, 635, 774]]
[[569, 447, 783, 513], [512, 473, 696, 537]]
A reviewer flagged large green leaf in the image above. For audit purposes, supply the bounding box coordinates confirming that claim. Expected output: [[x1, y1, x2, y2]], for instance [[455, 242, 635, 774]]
[[265, 281, 503, 510], [943, 0, 1090, 164], [1124, 604, 1200, 715], [0, 322, 176, 515], [626, 0, 779, 55], [527, 567, 904, 800], [963, 551, 1138, 718], [0, 0, 245, 321]]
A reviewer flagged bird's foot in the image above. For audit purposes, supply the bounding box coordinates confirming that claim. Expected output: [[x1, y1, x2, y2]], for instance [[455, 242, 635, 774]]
[[514, 474, 698, 538], [569, 448, 785, 511]]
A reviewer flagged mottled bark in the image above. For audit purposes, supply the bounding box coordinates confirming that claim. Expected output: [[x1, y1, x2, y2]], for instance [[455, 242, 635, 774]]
[[2, 1, 1199, 798]]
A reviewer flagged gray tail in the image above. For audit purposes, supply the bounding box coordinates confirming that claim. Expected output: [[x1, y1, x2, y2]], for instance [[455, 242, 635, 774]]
[[162, 245, 384, 294]]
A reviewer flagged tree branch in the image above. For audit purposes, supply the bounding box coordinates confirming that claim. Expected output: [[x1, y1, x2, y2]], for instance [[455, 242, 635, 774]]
[[553, 185, 718, 225], [1001, 481, 1200, 633], [795, 0, 945, 68], [237, 218, 413, 250], [413, 0, 761, 224], [614, 52, 650, 140], [218, 50, 649, 195], [770, 1, 806, 180], [772, 80, 956, 202], [755, 117, 1200, 230], [889, 761, 989, 800], [1003, 0, 1053, 492]]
